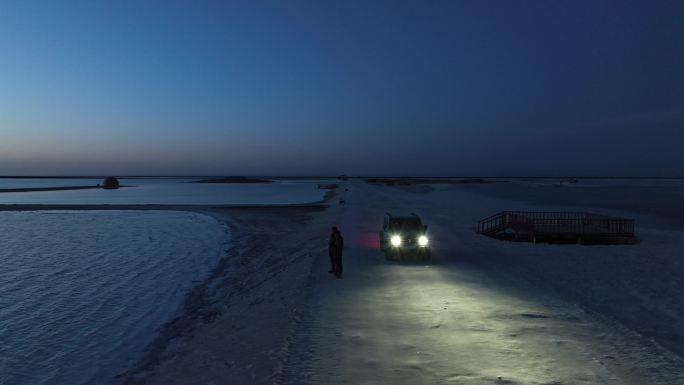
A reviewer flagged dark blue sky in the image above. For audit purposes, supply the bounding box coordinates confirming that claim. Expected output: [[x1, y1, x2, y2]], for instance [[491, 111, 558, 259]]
[[1, 0, 683, 176]]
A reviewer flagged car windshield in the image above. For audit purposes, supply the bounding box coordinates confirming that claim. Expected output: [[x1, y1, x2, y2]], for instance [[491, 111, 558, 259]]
[[389, 219, 422, 231]]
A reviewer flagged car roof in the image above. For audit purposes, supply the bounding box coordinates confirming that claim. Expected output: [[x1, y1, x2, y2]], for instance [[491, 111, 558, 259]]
[[389, 216, 420, 221], [386, 213, 420, 220]]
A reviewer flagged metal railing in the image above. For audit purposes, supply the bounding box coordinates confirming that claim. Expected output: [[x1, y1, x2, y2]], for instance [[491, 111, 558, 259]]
[[477, 211, 635, 238]]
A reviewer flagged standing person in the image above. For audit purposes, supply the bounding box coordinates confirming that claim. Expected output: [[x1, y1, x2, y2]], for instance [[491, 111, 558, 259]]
[[331, 227, 344, 278], [328, 226, 338, 274]]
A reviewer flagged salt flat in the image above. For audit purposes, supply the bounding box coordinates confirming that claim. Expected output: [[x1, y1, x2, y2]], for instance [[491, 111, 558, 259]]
[[130, 179, 684, 385], [279, 180, 684, 384]]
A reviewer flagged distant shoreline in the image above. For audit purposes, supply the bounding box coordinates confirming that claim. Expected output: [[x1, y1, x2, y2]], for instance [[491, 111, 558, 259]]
[[189, 176, 274, 184], [1, 176, 683, 180], [0, 203, 329, 211], [0, 185, 100, 193]]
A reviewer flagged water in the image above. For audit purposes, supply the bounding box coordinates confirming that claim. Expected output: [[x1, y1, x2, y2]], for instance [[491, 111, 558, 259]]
[[0, 179, 103, 189], [0, 178, 327, 205], [0, 211, 229, 385]]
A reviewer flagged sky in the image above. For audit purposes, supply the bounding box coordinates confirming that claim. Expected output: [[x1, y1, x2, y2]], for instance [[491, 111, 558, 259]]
[[1, 0, 683, 176]]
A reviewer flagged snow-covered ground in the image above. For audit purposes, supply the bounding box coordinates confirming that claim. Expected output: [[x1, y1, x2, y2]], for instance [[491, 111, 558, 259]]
[[120, 206, 331, 385], [0, 179, 326, 205], [276, 180, 684, 384], [130, 179, 684, 385], [0, 211, 228, 385]]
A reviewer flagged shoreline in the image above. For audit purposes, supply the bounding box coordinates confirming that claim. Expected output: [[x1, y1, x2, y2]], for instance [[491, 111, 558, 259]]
[[0, 189, 338, 385], [0, 185, 336, 212], [0, 203, 329, 211], [0, 185, 101, 193], [117, 204, 329, 384], [117, 186, 338, 384]]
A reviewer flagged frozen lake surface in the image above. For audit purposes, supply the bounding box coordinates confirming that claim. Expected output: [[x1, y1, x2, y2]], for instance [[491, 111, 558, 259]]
[[0, 211, 229, 385], [0, 178, 327, 205], [0, 178, 103, 189]]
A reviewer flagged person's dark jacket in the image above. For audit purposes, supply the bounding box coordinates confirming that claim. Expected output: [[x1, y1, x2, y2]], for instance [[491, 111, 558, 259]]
[[330, 231, 343, 255]]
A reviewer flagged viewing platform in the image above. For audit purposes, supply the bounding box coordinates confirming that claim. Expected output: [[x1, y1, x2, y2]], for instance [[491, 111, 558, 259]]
[[477, 211, 636, 244]]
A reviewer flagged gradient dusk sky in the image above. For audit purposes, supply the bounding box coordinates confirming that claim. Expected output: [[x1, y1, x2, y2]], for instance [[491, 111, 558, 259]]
[[1, 0, 683, 176]]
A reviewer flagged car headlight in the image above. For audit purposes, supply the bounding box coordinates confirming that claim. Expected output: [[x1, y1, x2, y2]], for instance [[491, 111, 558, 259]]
[[418, 235, 429, 246], [390, 235, 402, 247]]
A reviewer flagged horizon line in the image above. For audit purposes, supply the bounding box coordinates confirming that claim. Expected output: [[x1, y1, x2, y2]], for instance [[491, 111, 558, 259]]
[[1, 175, 683, 179]]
